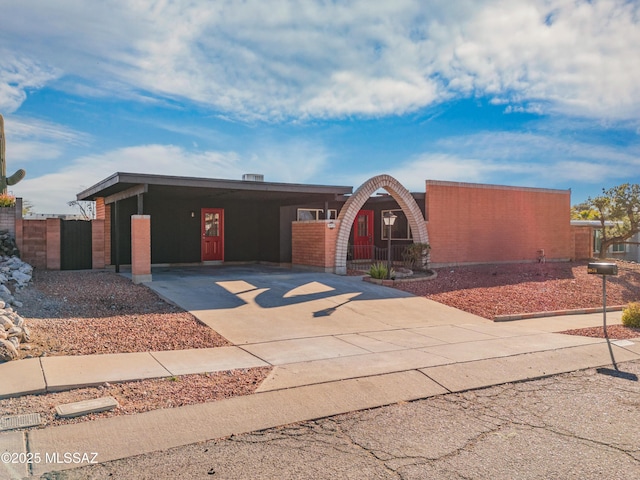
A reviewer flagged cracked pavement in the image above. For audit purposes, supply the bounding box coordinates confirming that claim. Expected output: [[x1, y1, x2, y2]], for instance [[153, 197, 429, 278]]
[[43, 360, 640, 479]]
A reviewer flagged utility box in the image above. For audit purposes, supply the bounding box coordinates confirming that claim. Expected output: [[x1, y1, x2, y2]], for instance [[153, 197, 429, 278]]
[[587, 262, 618, 276]]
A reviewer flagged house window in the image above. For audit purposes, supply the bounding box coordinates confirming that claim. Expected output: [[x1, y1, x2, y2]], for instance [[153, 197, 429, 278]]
[[381, 209, 412, 240], [593, 230, 626, 254], [612, 243, 626, 253], [297, 208, 337, 221]]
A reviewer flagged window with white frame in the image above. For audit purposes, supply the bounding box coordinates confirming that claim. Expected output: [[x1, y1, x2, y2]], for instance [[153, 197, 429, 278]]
[[296, 208, 337, 221], [593, 230, 626, 253], [381, 209, 413, 240], [612, 242, 626, 253]]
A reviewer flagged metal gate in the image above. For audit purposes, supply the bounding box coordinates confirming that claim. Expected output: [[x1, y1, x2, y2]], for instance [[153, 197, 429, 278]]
[[61, 220, 92, 270]]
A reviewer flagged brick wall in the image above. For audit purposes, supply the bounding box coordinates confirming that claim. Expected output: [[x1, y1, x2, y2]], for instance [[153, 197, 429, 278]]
[[0, 205, 17, 237], [571, 225, 593, 260], [21, 220, 47, 269], [45, 218, 61, 270], [131, 215, 151, 283], [292, 221, 339, 271], [425, 181, 571, 266], [92, 220, 106, 269], [95, 198, 111, 267]]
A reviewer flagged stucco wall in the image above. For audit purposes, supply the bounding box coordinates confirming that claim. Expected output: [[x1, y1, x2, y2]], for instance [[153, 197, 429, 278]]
[[425, 181, 571, 267]]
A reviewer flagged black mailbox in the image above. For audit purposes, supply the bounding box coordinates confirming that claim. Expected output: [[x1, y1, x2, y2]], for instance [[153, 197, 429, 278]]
[[587, 262, 618, 276]]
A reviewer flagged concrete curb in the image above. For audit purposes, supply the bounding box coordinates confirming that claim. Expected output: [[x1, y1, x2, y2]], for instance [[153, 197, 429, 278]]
[[493, 305, 627, 322], [20, 343, 640, 477]]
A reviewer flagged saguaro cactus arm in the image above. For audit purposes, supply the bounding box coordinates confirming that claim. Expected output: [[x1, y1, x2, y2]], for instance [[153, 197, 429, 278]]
[[0, 114, 26, 195]]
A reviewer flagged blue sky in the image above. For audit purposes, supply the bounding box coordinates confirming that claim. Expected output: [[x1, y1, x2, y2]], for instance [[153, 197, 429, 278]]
[[1, 0, 639, 213]]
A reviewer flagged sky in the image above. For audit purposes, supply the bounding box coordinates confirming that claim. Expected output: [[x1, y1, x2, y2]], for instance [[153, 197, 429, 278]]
[[0, 0, 639, 214]]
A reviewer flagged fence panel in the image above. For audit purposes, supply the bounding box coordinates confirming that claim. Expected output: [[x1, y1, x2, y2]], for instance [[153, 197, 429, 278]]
[[61, 220, 92, 270]]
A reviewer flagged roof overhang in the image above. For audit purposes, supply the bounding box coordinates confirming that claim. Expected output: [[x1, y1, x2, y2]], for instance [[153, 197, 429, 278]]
[[77, 172, 353, 206]]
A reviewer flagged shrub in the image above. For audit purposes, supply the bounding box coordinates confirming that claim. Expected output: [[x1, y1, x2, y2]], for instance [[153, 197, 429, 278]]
[[402, 243, 431, 270], [368, 262, 394, 280], [622, 302, 640, 328], [0, 194, 16, 208]]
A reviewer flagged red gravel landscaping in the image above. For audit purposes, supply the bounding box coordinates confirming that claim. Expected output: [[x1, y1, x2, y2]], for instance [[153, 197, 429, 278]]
[[394, 260, 640, 339]]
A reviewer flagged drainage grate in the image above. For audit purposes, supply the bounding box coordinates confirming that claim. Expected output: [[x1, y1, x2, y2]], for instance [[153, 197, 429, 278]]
[[0, 413, 42, 431]]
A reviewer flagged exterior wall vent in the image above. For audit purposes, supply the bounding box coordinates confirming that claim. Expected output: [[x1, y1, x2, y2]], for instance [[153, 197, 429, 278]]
[[242, 173, 264, 182]]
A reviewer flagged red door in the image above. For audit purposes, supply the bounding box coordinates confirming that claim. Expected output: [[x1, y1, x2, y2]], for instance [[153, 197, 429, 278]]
[[352, 210, 374, 259], [202, 208, 224, 261]]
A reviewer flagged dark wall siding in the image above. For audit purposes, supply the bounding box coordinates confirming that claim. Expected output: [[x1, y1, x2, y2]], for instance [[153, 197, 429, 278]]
[[147, 197, 201, 264], [111, 194, 366, 265], [110, 197, 136, 265]]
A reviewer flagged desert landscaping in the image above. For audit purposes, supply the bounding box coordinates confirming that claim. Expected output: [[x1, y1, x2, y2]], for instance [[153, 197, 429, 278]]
[[1, 260, 639, 431]]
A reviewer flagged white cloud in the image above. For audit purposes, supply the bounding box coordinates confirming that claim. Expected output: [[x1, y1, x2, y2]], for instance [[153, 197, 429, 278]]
[[15, 139, 329, 213], [333, 128, 639, 194], [1, 1, 638, 120], [0, 116, 88, 165], [0, 50, 59, 113]]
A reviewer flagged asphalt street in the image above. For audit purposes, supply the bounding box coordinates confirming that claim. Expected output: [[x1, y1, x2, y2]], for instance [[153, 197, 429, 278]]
[[42, 359, 640, 480]]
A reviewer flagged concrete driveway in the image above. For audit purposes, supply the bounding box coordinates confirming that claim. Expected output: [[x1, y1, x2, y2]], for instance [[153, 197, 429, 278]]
[[144, 265, 609, 392], [146, 264, 490, 345]]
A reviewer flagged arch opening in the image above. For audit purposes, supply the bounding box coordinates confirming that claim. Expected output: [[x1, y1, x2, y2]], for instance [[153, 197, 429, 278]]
[[334, 174, 429, 274]]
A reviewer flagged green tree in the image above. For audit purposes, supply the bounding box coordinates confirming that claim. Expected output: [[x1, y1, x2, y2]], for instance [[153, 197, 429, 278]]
[[588, 183, 640, 259], [22, 199, 35, 216], [570, 201, 599, 220]]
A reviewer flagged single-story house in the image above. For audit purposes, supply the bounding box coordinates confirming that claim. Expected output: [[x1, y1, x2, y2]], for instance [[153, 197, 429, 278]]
[[571, 220, 640, 262], [75, 172, 574, 282]]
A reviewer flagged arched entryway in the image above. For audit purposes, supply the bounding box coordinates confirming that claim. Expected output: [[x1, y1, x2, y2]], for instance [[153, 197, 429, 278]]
[[334, 174, 429, 274]]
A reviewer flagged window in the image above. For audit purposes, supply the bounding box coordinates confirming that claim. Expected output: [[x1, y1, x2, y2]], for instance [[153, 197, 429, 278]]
[[612, 243, 626, 253], [593, 230, 626, 253], [297, 208, 337, 221], [381, 209, 412, 240]]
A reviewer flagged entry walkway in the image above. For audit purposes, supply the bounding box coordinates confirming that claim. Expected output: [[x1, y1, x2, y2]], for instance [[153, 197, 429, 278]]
[[1, 265, 639, 478]]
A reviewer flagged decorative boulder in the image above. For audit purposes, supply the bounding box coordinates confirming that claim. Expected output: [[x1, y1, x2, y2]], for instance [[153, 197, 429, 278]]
[[0, 338, 18, 361]]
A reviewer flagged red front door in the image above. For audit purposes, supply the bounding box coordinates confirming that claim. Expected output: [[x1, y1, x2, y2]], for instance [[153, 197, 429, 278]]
[[352, 209, 374, 259], [202, 208, 224, 261]]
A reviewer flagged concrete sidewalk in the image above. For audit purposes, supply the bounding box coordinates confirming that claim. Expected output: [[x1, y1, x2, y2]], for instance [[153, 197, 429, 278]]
[[1, 265, 638, 478], [1, 311, 638, 478], [0, 312, 630, 399]]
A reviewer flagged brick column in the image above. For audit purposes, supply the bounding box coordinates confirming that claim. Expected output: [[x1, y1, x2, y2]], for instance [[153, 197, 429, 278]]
[[92, 219, 105, 269], [45, 218, 61, 270], [131, 215, 152, 284]]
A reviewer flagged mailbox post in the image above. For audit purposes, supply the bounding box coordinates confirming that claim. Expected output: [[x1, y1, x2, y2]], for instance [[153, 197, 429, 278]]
[[587, 262, 618, 370]]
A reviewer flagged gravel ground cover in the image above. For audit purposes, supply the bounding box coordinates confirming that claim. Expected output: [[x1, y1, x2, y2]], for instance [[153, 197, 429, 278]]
[[2, 270, 271, 430], [3, 262, 639, 431], [0, 368, 271, 430], [14, 270, 231, 358], [394, 260, 640, 339]]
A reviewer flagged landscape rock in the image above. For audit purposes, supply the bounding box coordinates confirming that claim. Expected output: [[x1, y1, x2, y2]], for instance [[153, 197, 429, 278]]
[[11, 271, 30, 287], [0, 316, 13, 330], [0, 338, 18, 361], [0, 237, 34, 361]]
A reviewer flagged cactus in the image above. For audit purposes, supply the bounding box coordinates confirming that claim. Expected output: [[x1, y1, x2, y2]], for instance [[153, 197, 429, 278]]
[[0, 114, 26, 195]]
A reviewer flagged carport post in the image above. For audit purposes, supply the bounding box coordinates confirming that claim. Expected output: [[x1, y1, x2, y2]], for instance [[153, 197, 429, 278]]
[[114, 200, 120, 273]]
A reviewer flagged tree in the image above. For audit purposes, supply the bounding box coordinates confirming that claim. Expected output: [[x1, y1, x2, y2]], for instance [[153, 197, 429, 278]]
[[22, 199, 35, 216], [570, 201, 599, 220], [67, 200, 95, 220], [588, 183, 640, 259]]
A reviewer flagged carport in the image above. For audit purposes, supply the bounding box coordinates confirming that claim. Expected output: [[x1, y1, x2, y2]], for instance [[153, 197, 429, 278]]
[[77, 172, 352, 279]]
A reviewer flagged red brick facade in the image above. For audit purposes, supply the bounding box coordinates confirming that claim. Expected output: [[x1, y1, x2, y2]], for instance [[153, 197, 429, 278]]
[[292, 221, 340, 271], [45, 218, 61, 270], [425, 181, 571, 267], [571, 225, 593, 260], [20, 220, 48, 269], [131, 215, 152, 283]]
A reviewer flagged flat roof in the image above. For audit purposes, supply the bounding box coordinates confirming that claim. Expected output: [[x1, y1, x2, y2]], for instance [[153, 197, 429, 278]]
[[77, 172, 353, 205], [425, 179, 570, 195]]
